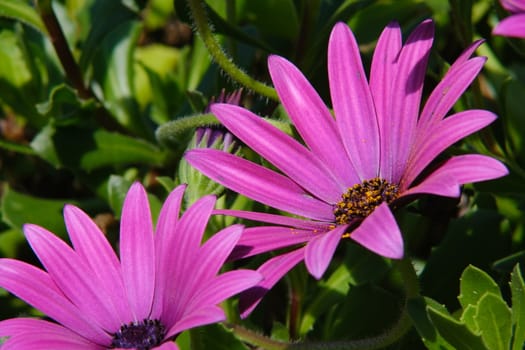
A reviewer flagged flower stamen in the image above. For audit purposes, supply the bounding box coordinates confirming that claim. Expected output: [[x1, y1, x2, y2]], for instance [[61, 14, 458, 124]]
[[111, 319, 166, 350], [334, 177, 399, 224]]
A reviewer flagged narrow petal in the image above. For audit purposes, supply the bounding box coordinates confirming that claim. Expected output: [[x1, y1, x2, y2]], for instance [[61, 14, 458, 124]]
[[159, 195, 216, 327], [385, 19, 434, 182], [1, 336, 100, 350], [500, 0, 525, 13], [403, 110, 497, 188], [24, 224, 121, 332], [239, 248, 305, 317], [403, 154, 508, 198], [229, 226, 316, 261], [0, 318, 96, 348], [211, 103, 342, 203], [165, 306, 225, 339], [0, 259, 110, 344], [370, 22, 402, 121], [268, 55, 359, 187], [328, 22, 380, 180], [120, 182, 155, 321], [370, 22, 402, 178], [186, 149, 334, 221], [448, 39, 484, 71], [349, 203, 404, 259], [173, 225, 245, 312], [305, 225, 346, 279], [151, 184, 187, 319], [156, 342, 179, 350], [194, 224, 243, 281], [188, 270, 262, 310], [493, 14, 525, 38], [64, 205, 132, 324], [213, 209, 331, 230], [417, 57, 486, 132]]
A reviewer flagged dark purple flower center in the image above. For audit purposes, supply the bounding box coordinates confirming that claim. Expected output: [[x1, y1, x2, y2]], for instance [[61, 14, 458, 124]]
[[334, 177, 399, 224], [111, 319, 166, 350]]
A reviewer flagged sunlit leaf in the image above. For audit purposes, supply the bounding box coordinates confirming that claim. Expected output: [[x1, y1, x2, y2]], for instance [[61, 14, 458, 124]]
[[511, 265, 525, 350], [474, 293, 512, 350]]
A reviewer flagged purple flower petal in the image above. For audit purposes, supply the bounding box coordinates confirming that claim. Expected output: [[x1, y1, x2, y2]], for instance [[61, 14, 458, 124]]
[[417, 57, 486, 133], [305, 225, 347, 279], [64, 205, 132, 324], [155, 342, 180, 350], [210, 103, 342, 203], [187, 224, 244, 296], [120, 182, 155, 321], [404, 155, 508, 198], [0, 318, 97, 348], [166, 306, 225, 339], [151, 184, 187, 319], [186, 149, 334, 220], [448, 39, 484, 71], [500, 0, 525, 12], [160, 195, 216, 328], [268, 55, 359, 187], [0, 259, 110, 344], [0, 336, 99, 350], [229, 226, 316, 261], [188, 270, 262, 310], [403, 110, 497, 188], [24, 224, 121, 332], [386, 19, 434, 182], [239, 248, 305, 318], [350, 203, 404, 259], [369, 22, 402, 179], [328, 22, 380, 180], [213, 209, 330, 230], [493, 14, 525, 38]]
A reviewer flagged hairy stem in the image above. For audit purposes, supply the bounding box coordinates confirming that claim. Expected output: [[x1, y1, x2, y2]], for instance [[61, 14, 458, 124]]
[[186, 0, 278, 101], [225, 323, 288, 350], [230, 258, 418, 350]]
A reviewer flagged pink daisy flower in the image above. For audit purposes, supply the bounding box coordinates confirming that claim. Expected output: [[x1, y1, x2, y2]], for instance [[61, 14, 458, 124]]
[[186, 20, 508, 315], [493, 0, 525, 38], [0, 183, 261, 349]]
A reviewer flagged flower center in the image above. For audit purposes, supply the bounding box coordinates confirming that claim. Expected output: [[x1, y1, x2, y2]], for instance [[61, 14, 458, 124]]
[[334, 177, 399, 224], [111, 319, 166, 350]]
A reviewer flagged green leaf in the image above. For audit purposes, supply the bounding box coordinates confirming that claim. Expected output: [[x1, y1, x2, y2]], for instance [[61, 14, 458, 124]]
[[107, 175, 133, 219], [427, 305, 488, 350], [30, 125, 165, 171], [0, 0, 46, 33], [299, 245, 390, 336], [461, 304, 480, 334], [459, 265, 501, 310], [474, 293, 512, 350], [407, 297, 456, 350], [0, 185, 72, 236], [510, 265, 525, 350], [35, 84, 96, 123]]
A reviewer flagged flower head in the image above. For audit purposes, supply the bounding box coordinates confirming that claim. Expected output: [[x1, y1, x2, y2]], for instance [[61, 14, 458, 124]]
[[0, 183, 261, 349], [185, 20, 508, 315], [493, 0, 525, 38]]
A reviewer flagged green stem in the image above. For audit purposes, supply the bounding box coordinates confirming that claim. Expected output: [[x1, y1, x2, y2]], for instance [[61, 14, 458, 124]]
[[230, 258, 418, 350], [156, 113, 219, 148], [225, 323, 288, 350], [156, 113, 295, 148], [287, 258, 418, 350], [35, 0, 92, 100], [186, 0, 278, 101]]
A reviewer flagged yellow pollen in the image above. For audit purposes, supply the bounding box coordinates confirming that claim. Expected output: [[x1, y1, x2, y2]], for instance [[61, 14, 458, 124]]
[[333, 177, 399, 225]]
